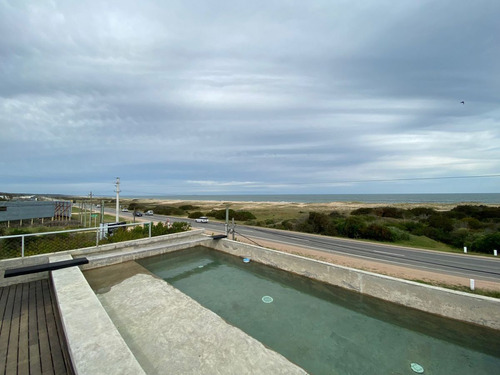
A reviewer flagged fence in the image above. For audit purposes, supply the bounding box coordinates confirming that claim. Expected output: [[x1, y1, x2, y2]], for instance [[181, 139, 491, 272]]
[[0, 222, 152, 259]]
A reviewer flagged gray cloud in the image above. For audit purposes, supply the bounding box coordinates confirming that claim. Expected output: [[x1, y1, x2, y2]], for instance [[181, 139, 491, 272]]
[[1, 0, 499, 195]]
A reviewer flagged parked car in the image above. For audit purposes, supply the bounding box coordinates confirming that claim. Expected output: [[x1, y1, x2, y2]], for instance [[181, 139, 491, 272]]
[[145, 210, 154, 216], [134, 211, 143, 217], [121, 208, 129, 212], [195, 216, 209, 223]]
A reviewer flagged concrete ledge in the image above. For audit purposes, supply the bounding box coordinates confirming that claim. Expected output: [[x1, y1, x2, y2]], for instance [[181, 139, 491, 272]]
[[50, 254, 146, 375], [83, 236, 208, 270], [71, 229, 205, 258], [208, 238, 500, 330]]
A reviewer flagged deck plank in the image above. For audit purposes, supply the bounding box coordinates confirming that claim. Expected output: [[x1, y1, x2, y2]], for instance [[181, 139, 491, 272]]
[[28, 280, 42, 375], [0, 285, 15, 375], [0, 286, 7, 330], [5, 284, 22, 375], [36, 280, 55, 374], [18, 283, 30, 374], [0, 286, 9, 341]]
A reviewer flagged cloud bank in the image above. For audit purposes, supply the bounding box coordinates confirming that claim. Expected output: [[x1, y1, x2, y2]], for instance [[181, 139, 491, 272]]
[[1, 0, 499, 196]]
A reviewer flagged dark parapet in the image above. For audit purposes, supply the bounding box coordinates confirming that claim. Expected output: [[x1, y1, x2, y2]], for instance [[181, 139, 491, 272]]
[[4, 257, 89, 278], [211, 234, 227, 240]]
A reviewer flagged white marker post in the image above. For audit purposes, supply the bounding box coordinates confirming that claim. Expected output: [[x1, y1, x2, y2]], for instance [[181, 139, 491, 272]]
[[470, 279, 475, 291], [463, 246, 467, 254], [494, 249, 498, 257]]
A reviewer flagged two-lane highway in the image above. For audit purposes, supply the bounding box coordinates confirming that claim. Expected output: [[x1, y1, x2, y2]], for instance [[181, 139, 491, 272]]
[[105, 209, 500, 283], [235, 225, 500, 283]]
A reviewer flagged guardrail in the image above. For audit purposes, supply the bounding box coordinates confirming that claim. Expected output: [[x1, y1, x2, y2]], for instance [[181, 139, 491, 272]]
[[0, 222, 152, 259]]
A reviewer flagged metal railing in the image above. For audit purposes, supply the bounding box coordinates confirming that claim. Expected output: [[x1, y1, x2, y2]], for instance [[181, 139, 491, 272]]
[[0, 222, 152, 259]]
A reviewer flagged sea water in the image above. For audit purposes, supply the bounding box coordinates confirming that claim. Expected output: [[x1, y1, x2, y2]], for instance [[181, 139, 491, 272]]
[[128, 193, 500, 204]]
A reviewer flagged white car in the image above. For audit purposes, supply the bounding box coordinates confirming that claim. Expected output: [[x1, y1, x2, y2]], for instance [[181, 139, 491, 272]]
[[145, 210, 154, 216], [121, 208, 129, 212], [195, 216, 209, 223]]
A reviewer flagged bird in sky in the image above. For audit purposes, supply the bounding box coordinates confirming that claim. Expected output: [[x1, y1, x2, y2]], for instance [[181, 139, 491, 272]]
[[461, 101, 465, 104]]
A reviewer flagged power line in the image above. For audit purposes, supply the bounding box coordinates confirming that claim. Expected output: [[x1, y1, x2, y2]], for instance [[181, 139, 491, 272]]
[[315, 173, 500, 185]]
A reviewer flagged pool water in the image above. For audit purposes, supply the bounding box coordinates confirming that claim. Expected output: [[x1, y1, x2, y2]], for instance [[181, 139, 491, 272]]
[[138, 246, 500, 375]]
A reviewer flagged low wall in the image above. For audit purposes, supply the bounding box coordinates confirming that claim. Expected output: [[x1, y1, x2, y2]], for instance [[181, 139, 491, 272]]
[[81, 232, 208, 270], [0, 229, 204, 287], [207, 238, 500, 330]]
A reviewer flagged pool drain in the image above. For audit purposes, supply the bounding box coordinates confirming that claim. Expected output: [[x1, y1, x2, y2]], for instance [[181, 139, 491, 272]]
[[262, 296, 274, 303], [410, 363, 424, 373], [243, 258, 250, 263]]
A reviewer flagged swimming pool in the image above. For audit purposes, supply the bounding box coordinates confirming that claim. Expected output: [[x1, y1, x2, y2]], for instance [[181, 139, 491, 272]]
[[138, 246, 500, 375]]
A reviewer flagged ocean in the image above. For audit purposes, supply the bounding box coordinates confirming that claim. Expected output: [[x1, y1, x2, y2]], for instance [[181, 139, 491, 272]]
[[130, 193, 500, 204]]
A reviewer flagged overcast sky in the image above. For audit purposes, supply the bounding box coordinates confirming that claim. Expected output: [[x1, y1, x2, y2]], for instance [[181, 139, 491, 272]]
[[1, 0, 499, 197]]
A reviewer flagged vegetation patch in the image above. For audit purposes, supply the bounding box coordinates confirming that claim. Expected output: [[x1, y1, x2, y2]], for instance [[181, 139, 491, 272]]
[[284, 205, 500, 254], [207, 209, 256, 221]]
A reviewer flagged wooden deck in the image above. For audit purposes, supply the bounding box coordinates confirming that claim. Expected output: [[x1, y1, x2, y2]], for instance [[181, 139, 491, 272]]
[[0, 279, 71, 375]]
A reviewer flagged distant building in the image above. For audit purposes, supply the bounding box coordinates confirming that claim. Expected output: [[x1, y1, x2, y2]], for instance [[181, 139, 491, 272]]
[[0, 200, 72, 225]]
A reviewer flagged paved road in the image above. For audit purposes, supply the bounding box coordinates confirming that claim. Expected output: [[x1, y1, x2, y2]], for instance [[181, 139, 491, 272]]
[[106, 209, 500, 283]]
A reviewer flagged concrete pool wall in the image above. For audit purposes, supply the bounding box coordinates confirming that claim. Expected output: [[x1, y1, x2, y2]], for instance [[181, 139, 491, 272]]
[[3, 231, 500, 374], [206, 238, 500, 330]]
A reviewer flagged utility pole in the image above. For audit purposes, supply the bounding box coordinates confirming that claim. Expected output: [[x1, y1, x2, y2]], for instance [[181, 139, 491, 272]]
[[225, 207, 229, 236], [100, 200, 104, 224], [83, 200, 86, 227], [232, 217, 235, 240], [89, 191, 93, 227], [115, 177, 120, 222]]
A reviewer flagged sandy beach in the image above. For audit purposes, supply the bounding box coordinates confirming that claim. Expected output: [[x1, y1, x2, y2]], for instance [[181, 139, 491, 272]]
[[126, 197, 479, 215]]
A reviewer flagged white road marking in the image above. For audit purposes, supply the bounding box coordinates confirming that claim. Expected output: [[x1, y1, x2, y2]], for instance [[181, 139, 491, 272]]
[[373, 250, 406, 258]]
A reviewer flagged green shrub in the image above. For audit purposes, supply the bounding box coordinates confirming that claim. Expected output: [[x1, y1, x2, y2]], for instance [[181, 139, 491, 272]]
[[280, 220, 295, 231], [407, 207, 436, 218], [307, 212, 331, 234], [351, 208, 374, 216], [207, 209, 256, 221], [207, 209, 230, 220], [127, 202, 143, 211], [296, 220, 314, 233], [448, 228, 472, 248], [389, 227, 410, 241], [402, 221, 426, 235], [451, 205, 500, 221], [329, 211, 343, 218], [153, 205, 185, 216], [374, 207, 404, 218], [337, 216, 366, 238], [460, 217, 484, 230], [363, 224, 394, 241], [427, 213, 453, 232], [179, 205, 200, 211], [233, 211, 256, 221], [471, 233, 500, 254], [188, 211, 205, 219]]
